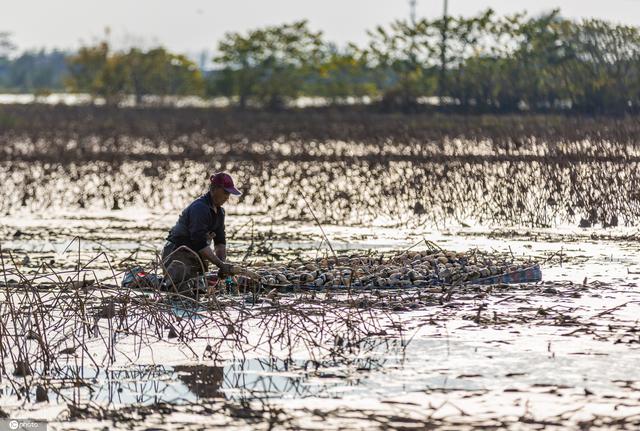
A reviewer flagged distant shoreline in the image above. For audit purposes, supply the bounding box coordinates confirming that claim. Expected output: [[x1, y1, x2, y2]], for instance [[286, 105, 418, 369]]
[[0, 95, 636, 117]]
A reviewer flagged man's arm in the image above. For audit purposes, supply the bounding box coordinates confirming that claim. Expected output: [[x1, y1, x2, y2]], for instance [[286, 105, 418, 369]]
[[214, 243, 226, 261], [213, 209, 227, 262], [198, 246, 224, 268], [199, 246, 233, 275]]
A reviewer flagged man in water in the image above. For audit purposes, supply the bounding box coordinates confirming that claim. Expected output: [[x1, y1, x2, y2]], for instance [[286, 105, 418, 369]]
[[162, 172, 241, 291]]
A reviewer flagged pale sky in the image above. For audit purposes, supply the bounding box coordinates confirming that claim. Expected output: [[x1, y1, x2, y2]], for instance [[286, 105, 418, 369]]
[[3, 0, 640, 62]]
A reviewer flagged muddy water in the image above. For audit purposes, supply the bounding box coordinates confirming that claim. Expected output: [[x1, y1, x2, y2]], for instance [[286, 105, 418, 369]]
[[1, 207, 639, 429]]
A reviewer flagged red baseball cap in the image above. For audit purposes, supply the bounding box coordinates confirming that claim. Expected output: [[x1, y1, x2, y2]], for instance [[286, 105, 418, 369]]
[[210, 172, 242, 196]]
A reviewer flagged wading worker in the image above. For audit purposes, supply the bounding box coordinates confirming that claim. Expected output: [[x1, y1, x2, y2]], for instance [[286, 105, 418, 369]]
[[162, 172, 241, 290]]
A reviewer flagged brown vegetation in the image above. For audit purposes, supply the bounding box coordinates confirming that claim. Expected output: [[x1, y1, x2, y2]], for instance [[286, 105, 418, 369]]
[[0, 105, 638, 227]]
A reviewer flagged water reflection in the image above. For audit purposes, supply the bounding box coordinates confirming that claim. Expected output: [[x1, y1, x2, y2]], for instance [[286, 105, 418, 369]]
[[173, 364, 224, 399], [0, 339, 404, 406]]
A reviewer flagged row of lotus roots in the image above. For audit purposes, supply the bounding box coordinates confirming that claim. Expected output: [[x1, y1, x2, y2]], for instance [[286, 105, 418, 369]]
[[247, 249, 536, 288]]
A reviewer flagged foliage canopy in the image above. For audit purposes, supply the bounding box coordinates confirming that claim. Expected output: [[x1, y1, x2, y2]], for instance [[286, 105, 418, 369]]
[[3, 10, 640, 113]]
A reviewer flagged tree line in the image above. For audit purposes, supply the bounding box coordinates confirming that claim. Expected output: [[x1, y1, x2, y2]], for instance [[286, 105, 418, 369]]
[[0, 33, 67, 94], [1, 10, 640, 113]]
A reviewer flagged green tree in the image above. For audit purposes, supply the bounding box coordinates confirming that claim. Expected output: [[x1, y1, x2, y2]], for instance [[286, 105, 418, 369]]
[[306, 45, 378, 103], [66, 43, 204, 105], [65, 42, 110, 101], [0, 32, 16, 89], [0, 32, 15, 58], [366, 19, 437, 110], [501, 10, 572, 110], [213, 20, 324, 109], [438, 10, 573, 111], [97, 52, 130, 105], [436, 9, 506, 110], [7, 50, 67, 93], [560, 19, 640, 113], [126, 48, 203, 104]]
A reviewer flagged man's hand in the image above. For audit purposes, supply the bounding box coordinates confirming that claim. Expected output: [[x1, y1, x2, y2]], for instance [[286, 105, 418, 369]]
[[199, 246, 235, 276], [218, 262, 234, 277]]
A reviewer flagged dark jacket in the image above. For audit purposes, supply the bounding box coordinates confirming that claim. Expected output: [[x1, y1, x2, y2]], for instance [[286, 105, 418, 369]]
[[167, 193, 226, 251]]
